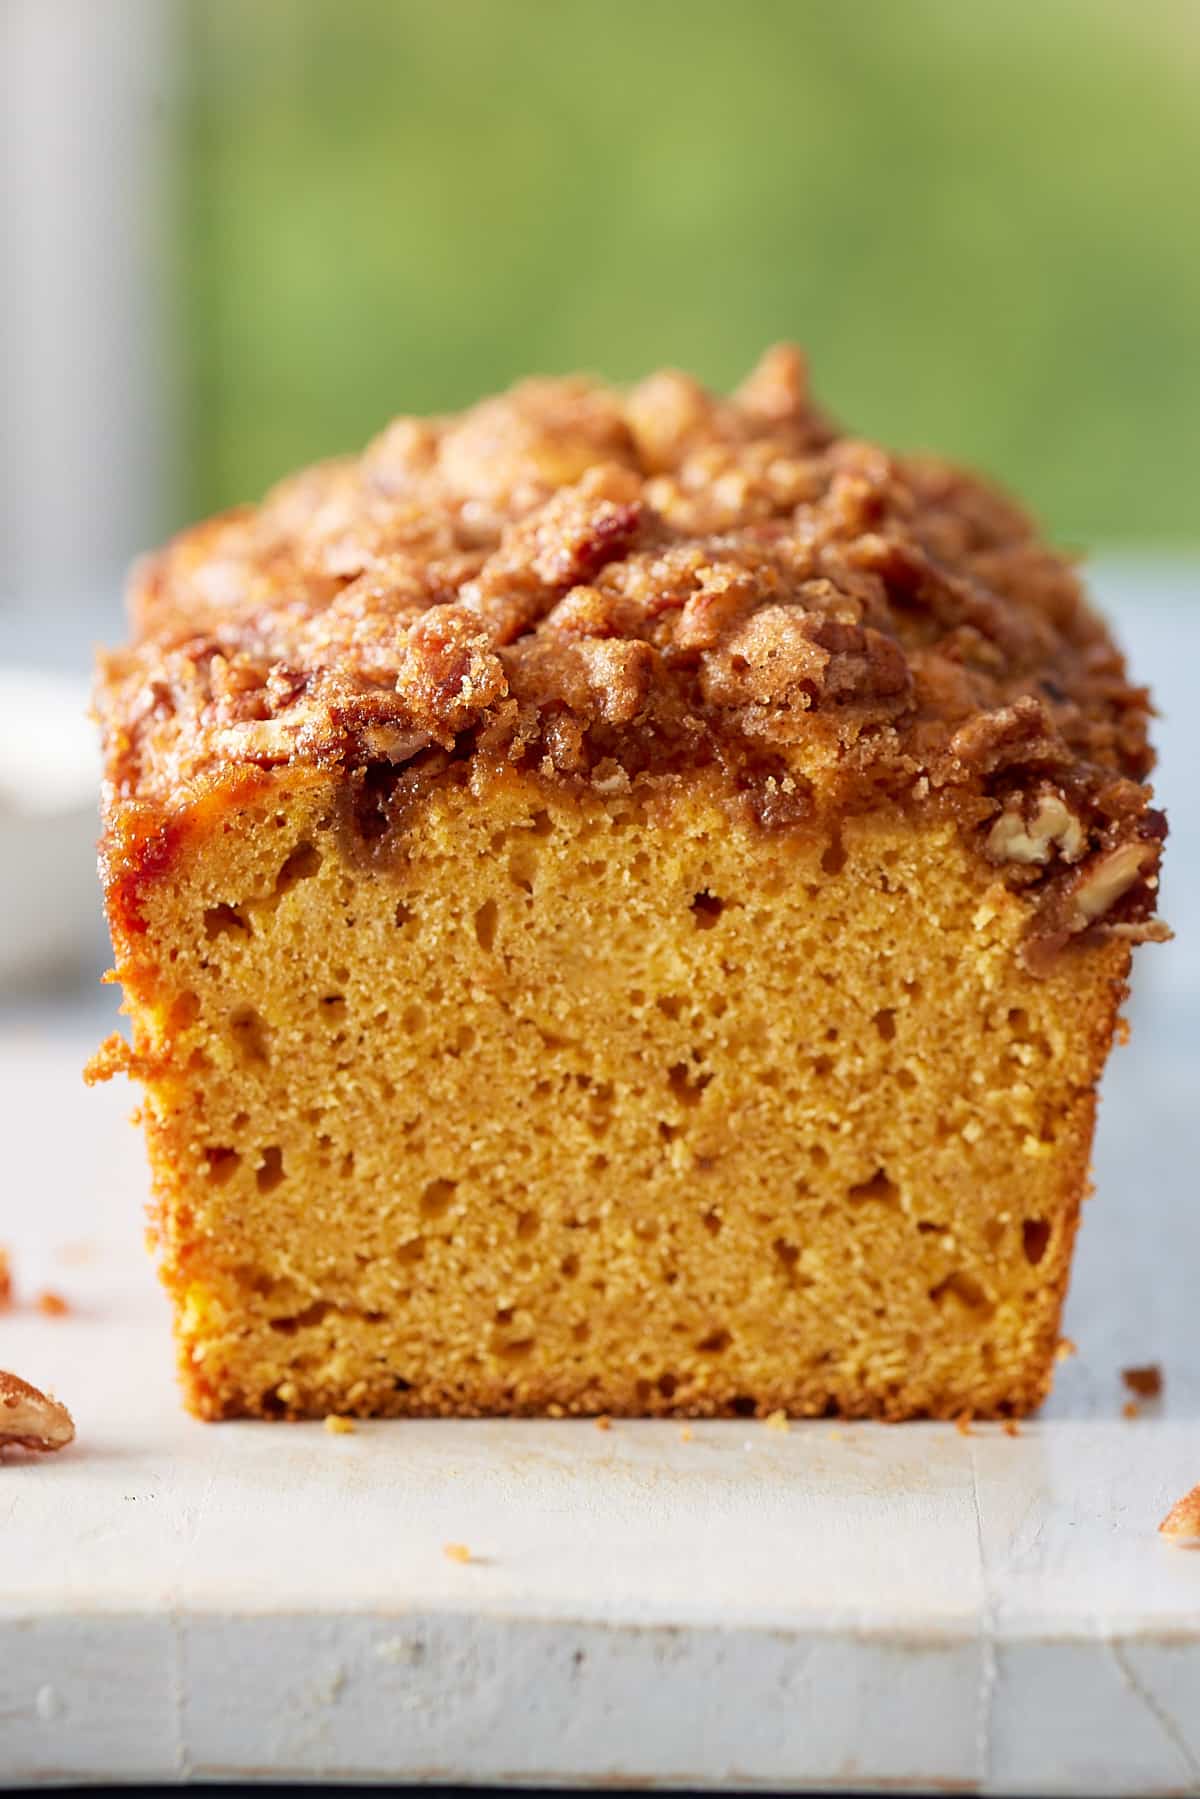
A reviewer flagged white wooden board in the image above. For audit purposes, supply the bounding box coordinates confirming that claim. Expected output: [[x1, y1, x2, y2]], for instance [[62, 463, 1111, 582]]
[[1, 569, 1198, 1791]]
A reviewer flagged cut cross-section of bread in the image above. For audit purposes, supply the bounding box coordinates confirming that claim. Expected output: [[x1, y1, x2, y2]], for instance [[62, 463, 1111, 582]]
[[92, 346, 1167, 1420]]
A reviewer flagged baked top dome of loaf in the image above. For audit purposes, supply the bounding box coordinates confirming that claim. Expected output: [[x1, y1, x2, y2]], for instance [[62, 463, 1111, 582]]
[[97, 346, 1165, 960]]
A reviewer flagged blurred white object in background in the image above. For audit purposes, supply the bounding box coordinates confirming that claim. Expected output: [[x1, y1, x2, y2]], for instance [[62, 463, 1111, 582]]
[[0, 669, 100, 990], [0, 0, 179, 993], [0, 0, 179, 619]]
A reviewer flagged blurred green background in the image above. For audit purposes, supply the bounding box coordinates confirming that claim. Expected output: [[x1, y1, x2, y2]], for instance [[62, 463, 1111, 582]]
[[183, 0, 1199, 548]]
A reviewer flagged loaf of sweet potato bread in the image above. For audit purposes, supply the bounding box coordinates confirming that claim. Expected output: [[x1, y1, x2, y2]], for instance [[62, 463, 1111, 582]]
[[91, 347, 1167, 1420]]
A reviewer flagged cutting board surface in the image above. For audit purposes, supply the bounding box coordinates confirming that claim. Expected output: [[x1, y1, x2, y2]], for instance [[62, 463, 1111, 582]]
[[2, 572, 1198, 1792]]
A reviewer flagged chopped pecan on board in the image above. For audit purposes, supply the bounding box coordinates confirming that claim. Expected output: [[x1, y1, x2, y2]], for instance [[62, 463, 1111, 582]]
[[0, 1370, 75, 1454]]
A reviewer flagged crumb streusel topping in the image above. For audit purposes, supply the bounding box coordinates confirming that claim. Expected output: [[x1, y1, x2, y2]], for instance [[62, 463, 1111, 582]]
[[97, 346, 1165, 958]]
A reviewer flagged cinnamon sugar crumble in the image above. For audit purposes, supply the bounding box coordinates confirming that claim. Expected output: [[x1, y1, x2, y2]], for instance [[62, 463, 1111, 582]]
[[0, 1248, 10, 1309], [36, 1290, 69, 1318], [97, 346, 1165, 968]]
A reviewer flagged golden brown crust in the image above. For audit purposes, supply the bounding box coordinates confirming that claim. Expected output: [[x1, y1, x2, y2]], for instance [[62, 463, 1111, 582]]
[[96, 346, 1165, 961]]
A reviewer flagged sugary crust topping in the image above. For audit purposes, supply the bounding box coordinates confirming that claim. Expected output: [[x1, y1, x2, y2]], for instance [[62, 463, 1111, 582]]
[[97, 346, 1165, 957]]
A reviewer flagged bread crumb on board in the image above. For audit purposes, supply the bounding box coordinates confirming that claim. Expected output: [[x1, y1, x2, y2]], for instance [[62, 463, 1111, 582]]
[[324, 1413, 356, 1435], [56, 1240, 99, 1268], [1122, 1363, 1163, 1399], [1159, 1483, 1200, 1547], [36, 1290, 70, 1318], [594, 1414, 612, 1432], [0, 1370, 75, 1454], [764, 1409, 790, 1433], [1056, 1337, 1078, 1362], [442, 1541, 472, 1564], [679, 1425, 694, 1443], [955, 1411, 975, 1437]]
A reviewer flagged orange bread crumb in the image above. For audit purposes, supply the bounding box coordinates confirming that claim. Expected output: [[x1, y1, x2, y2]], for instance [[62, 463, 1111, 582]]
[[1121, 1363, 1163, 1399], [1159, 1484, 1200, 1546]]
